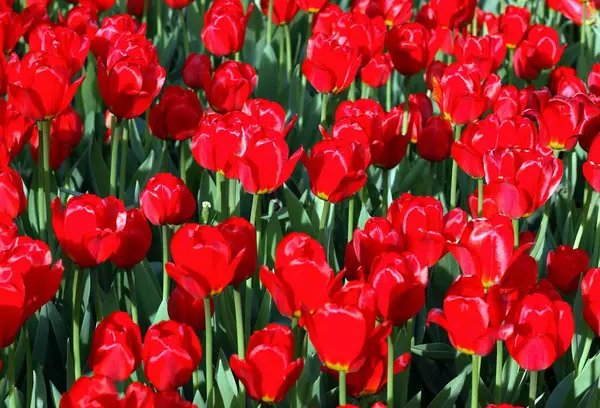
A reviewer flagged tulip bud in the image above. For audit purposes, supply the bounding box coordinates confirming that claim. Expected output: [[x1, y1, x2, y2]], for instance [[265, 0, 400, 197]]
[[182, 53, 212, 91], [149, 86, 203, 141], [168, 285, 215, 332], [202, 0, 253, 56], [59, 376, 121, 408], [547, 245, 590, 294], [0, 166, 26, 220], [140, 173, 197, 226], [110, 209, 152, 269]]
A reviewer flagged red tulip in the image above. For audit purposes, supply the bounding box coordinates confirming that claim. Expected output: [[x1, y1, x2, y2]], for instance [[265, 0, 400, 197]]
[[123, 382, 155, 408], [492, 85, 521, 121], [582, 268, 600, 337], [513, 25, 564, 80], [275, 232, 328, 270], [260, 0, 299, 25], [302, 32, 362, 94], [80, 0, 117, 12], [351, 0, 412, 27], [89, 311, 142, 381], [533, 96, 582, 151], [483, 147, 563, 219], [360, 53, 393, 88], [334, 99, 383, 144], [345, 217, 404, 281], [546, 245, 590, 295], [110, 209, 152, 269], [427, 275, 513, 356], [312, 4, 343, 35], [330, 281, 378, 326], [230, 324, 304, 403], [29, 24, 90, 76], [22, 5, 52, 41], [61, 6, 99, 39], [0, 11, 27, 54], [0, 101, 37, 167], [7, 51, 84, 121], [0, 215, 17, 250], [387, 193, 445, 268], [388, 93, 433, 145], [505, 292, 574, 371], [165, 0, 192, 9], [166, 224, 244, 298], [182, 53, 212, 91], [548, 66, 586, 97], [149, 86, 203, 141], [91, 14, 145, 62], [0, 253, 25, 347], [588, 63, 600, 97], [331, 12, 387, 66], [204, 60, 257, 113], [497, 6, 530, 48], [126, 0, 145, 17], [302, 137, 370, 203], [584, 137, 600, 193], [454, 34, 506, 76], [97, 34, 165, 119], [140, 173, 197, 226], [296, 0, 329, 13], [432, 62, 501, 125], [387, 22, 440, 77], [59, 376, 121, 408], [428, 0, 476, 29], [52, 195, 127, 268], [30, 105, 83, 170], [242, 98, 297, 138], [559, 0, 598, 26], [369, 252, 427, 326], [202, 0, 253, 57], [216, 217, 257, 285], [0, 166, 26, 220], [168, 285, 215, 332], [417, 116, 454, 162], [142, 320, 202, 391]]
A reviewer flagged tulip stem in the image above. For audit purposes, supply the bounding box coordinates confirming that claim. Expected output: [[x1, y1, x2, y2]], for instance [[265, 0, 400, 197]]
[[471, 9, 478, 35], [180, 141, 187, 185], [339, 371, 347, 406], [119, 121, 129, 200], [24, 327, 33, 408], [386, 78, 392, 111], [142, 0, 148, 25], [471, 355, 481, 408], [382, 169, 389, 216], [450, 125, 462, 209], [72, 266, 84, 380], [318, 201, 332, 245], [348, 81, 356, 102], [250, 194, 262, 244], [41, 119, 53, 249], [387, 335, 394, 407], [495, 340, 503, 403], [266, 0, 274, 44], [401, 76, 411, 135], [513, 219, 519, 249], [126, 269, 138, 325], [508, 49, 515, 85], [204, 298, 214, 407], [347, 198, 355, 243], [574, 186, 597, 249], [162, 225, 170, 301], [93, 270, 103, 323], [477, 179, 484, 217], [180, 9, 191, 58], [233, 286, 246, 406], [399, 321, 412, 407], [216, 172, 229, 221], [580, 1, 587, 65], [36, 124, 46, 244], [109, 116, 121, 197], [361, 83, 371, 99], [8, 341, 16, 408], [284, 25, 292, 81], [298, 14, 313, 131], [529, 370, 538, 408], [321, 93, 329, 126]]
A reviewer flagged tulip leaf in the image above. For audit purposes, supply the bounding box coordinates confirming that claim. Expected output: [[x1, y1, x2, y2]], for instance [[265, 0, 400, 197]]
[[46, 303, 68, 363], [88, 137, 109, 198], [25, 167, 40, 237], [133, 260, 162, 330], [32, 305, 50, 365], [81, 60, 100, 114], [216, 351, 240, 408], [283, 185, 316, 237], [501, 355, 523, 402], [357, 204, 370, 230], [152, 299, 169, 325], [411, 343, 457, 360], [126, 151, 159, 203], [30, 366, 47, 408], [192, 391, 206, 408], [546, 373, 575, 408], [49, 381, 61, 408], [215, 288, 238, 352], [101, 286, 120, 318], [263, 201, 283, 268], [427, 365, 470, 408], [405, 391, 422, 408], [256, 44, 278, 102], [253, 290, 272, 333], [574, 353, 600, 399]]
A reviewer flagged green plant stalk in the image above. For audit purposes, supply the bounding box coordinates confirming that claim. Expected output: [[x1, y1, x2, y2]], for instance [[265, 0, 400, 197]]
[[399, 321, 413, 406], [279, 30, 285, 89], [387, 335, 394, 407], [318, 201, 332, 244], [321, 93, 329, 126], [229, 179, 238, 217], [93, 270, 102, 323], [529, 370, 538, 408], [581, 1, 587, 62], [386, 78, 392, 111], [298, 14, 313, 131], [109, 116, 120, 197], [216, 172, 230, 221], [574, 186, 597, 249], [284, 24, 293, 81], [24, 327, 33, 408], [180, 141, 188, 184], [347, 198, 355, 243], [471, 9, 478, 35], [180, 9, 191, 58], [401, 76, 411, 135], [37, 123, 46, 243], [450, 125, 462, 209], [266, 0, 274, 44], [290, 318, 301, 408], [8, 341, 17, 408], [382, 169, 389, 216], [157, 0, 163, 40], [233, 286, 246, 406], [193, 370, 200, 397], [161, 140, 168, 172], [72, 266, 84, 380], [42, 120, 52, 249], [348, 81, 356, 103], [119, 121, 129, 200], [508, 48, 515, 85], [339, 371, 347, 406], [126, 269, 138, 325], [361, 83, 371, 99], [204, 298, 214, 407], [477, 179, 484, 217], [162, 225, 170, 302], [143, 0, 149, 25], [513, 219, 519, 249], [472, 355, 481, 408], [495, 340, 503, 403]]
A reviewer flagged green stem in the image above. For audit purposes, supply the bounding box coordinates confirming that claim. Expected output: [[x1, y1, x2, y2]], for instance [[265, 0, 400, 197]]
[[119, 121, 129, 200], [250, 193, 262, 239], [574, 187, 597, 249], [317, 201, 332, 244], [284, 24, 292, 81], [471, 8, 478, 35], [162, 225, 170, 302], [495, 340, 503, 403], [321, 93, 329, 126], [386, 78, 392, 111], [41, 120, 52, 249], [581, 1, 587, 59], [472, 355, 481, 408], [347, 197, 355, 243], [157, 0, 163, 40], [144, 110, 151, 151], [298, 14, 313, 131], [266, 0, 274, 44], [513, 219, 519, 249], [216, 172, 229, 221], [143, 0, 148, 25], [361, 82, 371, 99], [161, 140, 168, 172], [399, 321, 412, 407], [339, 371, 347, 406], [126, 269, 138, 325], [180, 9, 191, 58], [193, 370, 200, 397], [229, 179, 238, 217], [204, 298, 214, 407], [36, 123, 46, 243], [233, 286, 246, 406], [109, 116, 120, 197], [401, 76, 411, 135], [8, 341, 17, 408], [477, 179, 484, 217], [24, 327, 32, 408], [180, 141, 187, 185], [348, 81, 356, 102], [529, 371, 538, 408], [450, 125, 462, 208], [279, 29, 285, 89], [508, 48, 515, 85], [382, 169, 389, 216], [387, 335, 394, 407], [93, 269, 102, 323], [72, 266, 84, 380]]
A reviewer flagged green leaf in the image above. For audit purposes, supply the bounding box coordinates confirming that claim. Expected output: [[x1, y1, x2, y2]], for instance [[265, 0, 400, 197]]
[[253, 291, 272, 332], [32, 305, 50, 365], [30, 366, 47, 408], [283, 184, 316, 237], [546, 373, 575, 408], [574, 353, 600, 399], [427, 365, 470, 408], [216, 351, 239, 408], [357, 204, 370, 229], [49, 382, 61, 408], [101, 286, 120, 318], [152, 299, 169, 324], [88, 138, 109, 197], [81, 59, 100, 114], [47, 303, 68, 363], [405, 391, 422, 408], [411, 343, 457, 360], [133, 260, 162, 329]]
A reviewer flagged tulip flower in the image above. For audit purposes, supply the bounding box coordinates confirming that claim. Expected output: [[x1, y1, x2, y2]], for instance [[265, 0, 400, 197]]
[[230, 324, 304, 403], [168, 285, 215, 332], [202, 0, 253, 57], [242, 98, 298, 137], [417, 116, 454, 162], [89, 312, 143, 381], [497, 6, 530, 48], [351, 0, 412, 27], [0, 166, 26, 220], [0, 260, 25, 348], [182, 53, 212, 91], [582, 268, 600, 337], [534, 96, 582, 151], [513, 25, 564, 80], [204, 61, 257, 113], [142, 320, 202, 391], [360, 53, 393, 89], [428, 0, 476, 29], [297, 0, 329, 13], [90, 14, 145, 62], [547, 246, 590, 295], [427, 275, 514, 356], [454, 34, 506, 76], [559, 0, 598, 26], [140, 173, 197, 226], [505, 292, 574, 371], [0, 11, 27, 54], [584, 137, 600, 193], [61, 6, 99, 39], [123, 382, 155, 407], [80, 0, 117, 12], [0, 215, 17, 250], [148, 86, 203, 141], [312, 4, 343, 34], [22, 5, 52, 40], [260, 0, 299, 25], [126, 0, 144, 17], [548, 67, 586, 97], [331, 12, 387, 66], [59, 376, 121, 408], [110, 209, 152, 269], [216, 217, 258, 285], [29, 24, 90, 76], [387, 22, 441, 77], [275, 232, 328, 269]]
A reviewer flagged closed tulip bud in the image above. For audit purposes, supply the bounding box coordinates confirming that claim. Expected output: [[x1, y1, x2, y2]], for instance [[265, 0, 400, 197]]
[[498, 6, 530, 48], [165, 0, 192, 9], [513, 25, 564, 80], [0, 101, 37, 167], [123, 382, 155, 408], [29, 25, 90, 76], [230, 324, 304, 404], [0, 12, 27, 54], [61, 6, 99, 39], [7, 52, 84, 121], [582, 268, 600, 337], [142, 320, 202, 391], [344, 217, 403, 281], [303, 137, 370, 203], [330, 281, 378, 326], [417, 116, 454, 162], [547, 245, 590, 295], [59, 376, 121, 408], [454, 34, 506, 76], [360, 53, 393, 88], [427, 275, 514, 356], [297, 0, 329, 13], [182, 53, 212, 91], [52, 195, 127, 268], [149, 86, 203, 141], [110, 209, 152, 269], [0, 167, 26, 220], [0, 215, 17, 250], [312, 4, 343, 35], [432, 62, 501, 125], [483, 148, 563, 219], [335, 99, 385, 141], [91, 14, 145, 62], [351, 0, 413, 27], [260, 0, 299, 25], [166, 224, 244, 298], [548, 67, 585, 97], [216, 217, 257, 285], [387, 193, 445, 267], [302, 32, 362, 94], [202, 0, 253, 57], [98, 34, 165, 119], [204, 61, 257, 113], [140, 173, 197, 226], [30, 106, 83, 170], [89, 311, 143, 381], [387, 22, 440, 77], [369, 252, 427, 326], [505, 292, 574, 371], [168, 285, 215, 332], [492, 85, 520, 121]]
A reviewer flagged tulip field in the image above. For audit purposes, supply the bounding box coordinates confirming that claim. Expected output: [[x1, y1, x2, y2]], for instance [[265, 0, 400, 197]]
[[5, 0, 600, 407]]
